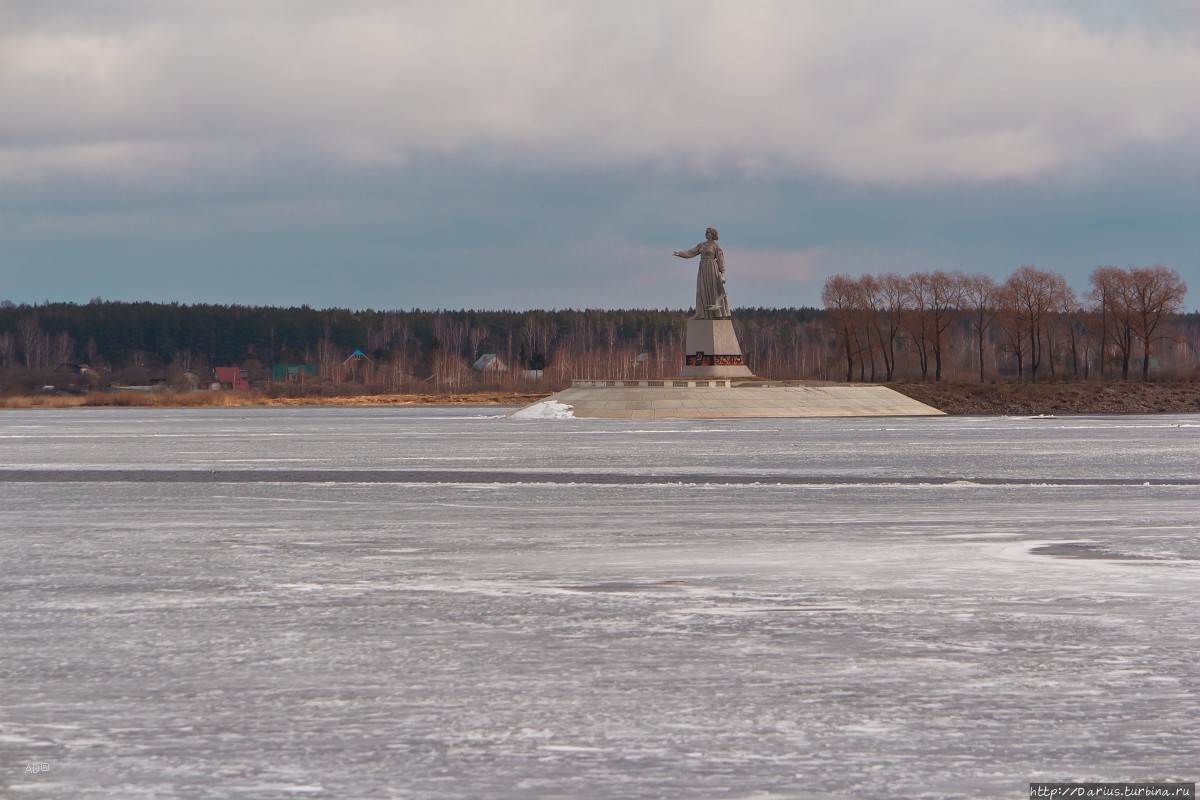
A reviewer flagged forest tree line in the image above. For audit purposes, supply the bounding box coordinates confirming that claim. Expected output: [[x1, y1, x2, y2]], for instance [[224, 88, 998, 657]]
[[822, 264, 1190, 384], [0, 263, 1193, 392]]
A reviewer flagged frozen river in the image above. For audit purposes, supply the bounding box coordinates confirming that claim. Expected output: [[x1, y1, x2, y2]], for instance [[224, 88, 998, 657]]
[[1, 407, 1197, 799]]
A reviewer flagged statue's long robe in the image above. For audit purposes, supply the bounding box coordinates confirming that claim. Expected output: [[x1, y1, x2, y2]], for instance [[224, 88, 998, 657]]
[[676, 241, 729, 319]]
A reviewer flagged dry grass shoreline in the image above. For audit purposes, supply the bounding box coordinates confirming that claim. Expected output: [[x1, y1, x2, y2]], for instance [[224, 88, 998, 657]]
[[0, 390, 548, 410], [1, 382, 1197, 415]]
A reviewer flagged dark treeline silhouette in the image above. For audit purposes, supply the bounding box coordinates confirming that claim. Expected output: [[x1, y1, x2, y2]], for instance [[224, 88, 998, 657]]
[[0, 301, 780, 392], [0, 262, 1193, 394]]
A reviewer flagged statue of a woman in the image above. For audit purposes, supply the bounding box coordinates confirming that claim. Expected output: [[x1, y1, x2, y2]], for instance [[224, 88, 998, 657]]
[[673, 227, 730, 319]]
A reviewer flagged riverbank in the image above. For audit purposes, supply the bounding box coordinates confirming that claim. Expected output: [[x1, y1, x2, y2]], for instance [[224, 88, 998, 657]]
[[2, 382, 1198, 414], [892, 381, 1200, 415], [0, 390, 548, 409]]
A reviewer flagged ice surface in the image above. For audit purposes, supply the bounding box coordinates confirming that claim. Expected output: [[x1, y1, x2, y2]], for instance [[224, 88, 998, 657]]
[[0, 408, 1197, 799]]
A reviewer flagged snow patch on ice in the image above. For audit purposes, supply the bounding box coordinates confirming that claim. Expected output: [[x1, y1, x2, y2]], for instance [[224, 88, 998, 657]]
[[0, 732, 44, 744], [540, 744, 611, 753], [510, 400, 575, 419]]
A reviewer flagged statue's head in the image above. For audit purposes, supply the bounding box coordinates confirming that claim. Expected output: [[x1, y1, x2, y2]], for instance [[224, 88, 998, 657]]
[[705, 227, 718, 241]]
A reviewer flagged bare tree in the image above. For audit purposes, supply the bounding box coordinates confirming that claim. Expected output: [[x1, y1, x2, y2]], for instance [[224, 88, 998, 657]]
[[432, 313, 469, 358], [1042, 274, 1076, 379], [856, 275, 882, 381], [469, 324, 488, 360], [1002, 266, 1063, 383], [996, 283, 1029, 380], [53, 331, 76, 366], [1126, 265, 1188, 381], [822, 275, 863, 382], [174, 350, 194, 373], [604, 318, 618, 368], [521, 314, 556, 373], [1087, 267, 1135, 380], [903, 273, 933, 381], [381, 312, 408, 347], [316, 337, 339, 380], [17, 315, 45, 369], [959, 273, 999, 383], [0, 331, 14, 369], [1061, 296, 1088, 379], [431, 350, 466, 387], [875, 273, 907, 381], [928, 270, 963, 382]]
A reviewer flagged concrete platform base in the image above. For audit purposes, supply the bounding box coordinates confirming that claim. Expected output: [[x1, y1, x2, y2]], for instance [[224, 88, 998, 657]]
[[512, 380, 945, 419]]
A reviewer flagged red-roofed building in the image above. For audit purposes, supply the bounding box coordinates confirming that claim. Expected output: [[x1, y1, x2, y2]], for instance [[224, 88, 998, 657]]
[[213, 367, 250, 391]]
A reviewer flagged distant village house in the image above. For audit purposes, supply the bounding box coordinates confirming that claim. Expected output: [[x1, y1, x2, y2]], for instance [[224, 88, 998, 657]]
[[343, 349, 371, 381], [473, 354, 507, 374], [273, 363, 317, 383], [212, 366, 250, 391]]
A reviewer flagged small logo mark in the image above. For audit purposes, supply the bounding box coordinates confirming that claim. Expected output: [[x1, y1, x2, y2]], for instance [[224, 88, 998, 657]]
[[24, 763, 50, 774]]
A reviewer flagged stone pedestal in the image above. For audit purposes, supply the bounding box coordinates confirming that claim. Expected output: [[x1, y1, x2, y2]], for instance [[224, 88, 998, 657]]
[[681, 318, 755, 378]]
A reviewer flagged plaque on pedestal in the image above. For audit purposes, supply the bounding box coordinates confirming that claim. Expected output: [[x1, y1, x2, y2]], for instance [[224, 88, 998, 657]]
[[681, 318, 755, 378]]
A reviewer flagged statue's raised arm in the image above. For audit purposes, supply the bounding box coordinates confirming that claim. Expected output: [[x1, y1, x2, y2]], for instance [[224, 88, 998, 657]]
[[673, 227, 730, 319]]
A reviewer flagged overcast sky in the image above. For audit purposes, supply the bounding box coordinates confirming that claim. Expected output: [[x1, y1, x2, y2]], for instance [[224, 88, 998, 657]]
[[2, 1, 1197, 311]]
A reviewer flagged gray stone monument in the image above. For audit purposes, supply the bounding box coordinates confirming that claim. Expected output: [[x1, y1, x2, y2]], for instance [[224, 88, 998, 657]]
[[511, 226, 945, 418], [672, 227, 755, 377]]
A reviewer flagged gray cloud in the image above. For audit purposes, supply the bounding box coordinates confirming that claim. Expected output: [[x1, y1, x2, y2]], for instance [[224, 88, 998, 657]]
[[0, 1, 1196, 309], [4, 1, 1198, 181]]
